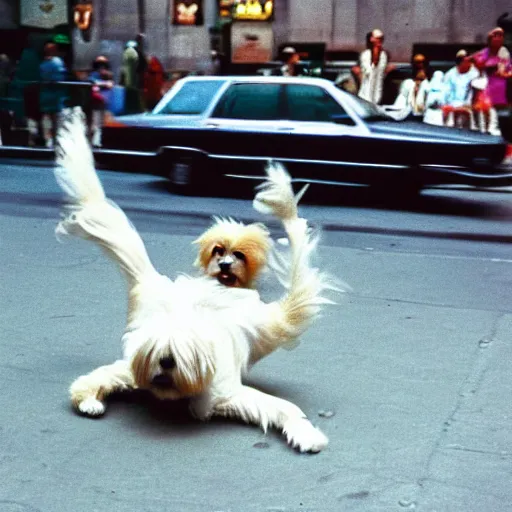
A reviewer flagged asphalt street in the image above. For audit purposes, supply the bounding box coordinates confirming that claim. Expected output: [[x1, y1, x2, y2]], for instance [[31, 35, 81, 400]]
[[1, 161, 512, 511]]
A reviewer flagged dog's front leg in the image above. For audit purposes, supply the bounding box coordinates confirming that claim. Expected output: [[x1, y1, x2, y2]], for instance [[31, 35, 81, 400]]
[[211, 385, 328, 453], [70, 359, 135, 417]]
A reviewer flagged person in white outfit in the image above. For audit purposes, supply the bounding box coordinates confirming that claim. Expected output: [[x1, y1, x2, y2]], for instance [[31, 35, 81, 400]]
[[352, 29, 395, 104], [392, 54, 431, 116], [423, 70, 446, 126]]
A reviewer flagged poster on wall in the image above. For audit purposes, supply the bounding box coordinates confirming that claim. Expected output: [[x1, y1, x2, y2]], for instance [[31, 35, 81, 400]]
[[219, 0, 273, 21], [20, 0, 68, 29], [231, 22, 273, 63], [172, 0, 204, 25]]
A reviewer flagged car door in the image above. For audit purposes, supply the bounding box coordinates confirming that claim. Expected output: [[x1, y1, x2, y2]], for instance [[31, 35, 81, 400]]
[[280, 83, 366, 183], [203, 82, 294, 177]]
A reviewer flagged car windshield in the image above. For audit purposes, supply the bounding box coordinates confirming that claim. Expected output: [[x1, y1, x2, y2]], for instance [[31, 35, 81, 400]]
[[339, 91, 392, 121], [152, 80, 225, 115]]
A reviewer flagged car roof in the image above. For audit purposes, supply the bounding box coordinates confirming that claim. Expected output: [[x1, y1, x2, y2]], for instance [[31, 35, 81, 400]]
[[177, 75, 336, 87]]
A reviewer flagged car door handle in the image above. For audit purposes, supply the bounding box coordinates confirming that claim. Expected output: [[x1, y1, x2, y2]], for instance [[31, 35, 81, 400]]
[[205, 122, 219, 128], [278, 126, 295, 131]]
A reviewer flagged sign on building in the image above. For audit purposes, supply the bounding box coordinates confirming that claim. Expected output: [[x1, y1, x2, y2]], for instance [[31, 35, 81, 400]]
[[172, 0, 204, 25], [20, 0, 69, 29], [219, 0, 274, 21]]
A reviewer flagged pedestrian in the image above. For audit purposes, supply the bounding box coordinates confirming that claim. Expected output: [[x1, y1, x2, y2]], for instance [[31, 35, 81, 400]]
[[279, 46, 300, 76], [423, 70, 445, 126], [143, 55, 165, 110], [471, 27, 511, 112], [352, 29, 395, 104], [39, 41, 68, 147], [441, 49, 478, 129], [391, 54, 430, 116], [88, 55, 114, 146], [120, 40, 143, 114], [470, 56, 493, 133], [120, 40, 139, 89]]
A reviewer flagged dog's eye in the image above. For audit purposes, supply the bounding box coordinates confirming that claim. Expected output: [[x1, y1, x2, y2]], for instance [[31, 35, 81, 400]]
[[233, 251, 246, 262], [212, 245, 225, 257]]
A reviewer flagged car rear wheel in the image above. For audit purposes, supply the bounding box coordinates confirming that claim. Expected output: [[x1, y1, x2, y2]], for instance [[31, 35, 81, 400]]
[[159, 147, 208, 195], [170, 160, 194, 193]]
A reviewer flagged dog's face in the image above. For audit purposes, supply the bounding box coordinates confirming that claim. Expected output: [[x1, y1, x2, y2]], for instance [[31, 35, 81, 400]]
[[130, 335, 215, 400], [194, 218, 271, 288]]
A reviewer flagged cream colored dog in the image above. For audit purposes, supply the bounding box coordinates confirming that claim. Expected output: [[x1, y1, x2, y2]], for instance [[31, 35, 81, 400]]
[[54, 108, 337, 452]]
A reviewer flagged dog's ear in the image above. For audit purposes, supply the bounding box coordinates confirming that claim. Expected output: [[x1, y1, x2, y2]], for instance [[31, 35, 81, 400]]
[[234, 223, 271, 283], [192, 225, 219, 270]]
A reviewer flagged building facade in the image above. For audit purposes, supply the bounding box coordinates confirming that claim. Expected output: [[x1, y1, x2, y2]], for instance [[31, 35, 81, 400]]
[[0, 0, 510, 72]]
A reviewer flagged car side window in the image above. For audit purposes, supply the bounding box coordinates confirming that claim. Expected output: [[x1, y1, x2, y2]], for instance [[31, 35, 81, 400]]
[[212, 83, 281, 120], [154, 80, 225, 115], [284, 84, 353, 123]]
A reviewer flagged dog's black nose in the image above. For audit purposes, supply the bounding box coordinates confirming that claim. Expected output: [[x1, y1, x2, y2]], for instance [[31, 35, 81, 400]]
[[159, 356, 176, 370], [219, 261, 232, 273]]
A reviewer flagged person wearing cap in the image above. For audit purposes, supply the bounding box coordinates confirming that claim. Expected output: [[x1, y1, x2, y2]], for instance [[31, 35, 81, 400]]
[[280, 46, 300, 76], [471, 27, 511, 110], [441, 49, 478, 129], [352, 29, 395, 104]]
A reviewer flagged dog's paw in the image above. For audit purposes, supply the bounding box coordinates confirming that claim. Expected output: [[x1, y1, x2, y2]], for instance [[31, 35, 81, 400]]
[[283, 418, 329, 453], [77, 397, 106, 417]]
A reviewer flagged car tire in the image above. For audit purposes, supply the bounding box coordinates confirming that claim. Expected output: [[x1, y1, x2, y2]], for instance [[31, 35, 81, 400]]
[[159, 148, 208, 195], [170, 159, 195, 194]]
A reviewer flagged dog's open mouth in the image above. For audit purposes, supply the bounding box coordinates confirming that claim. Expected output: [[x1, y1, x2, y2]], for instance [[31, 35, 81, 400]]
[[151, 374, 174, 389], [217, 272, 238, 287]]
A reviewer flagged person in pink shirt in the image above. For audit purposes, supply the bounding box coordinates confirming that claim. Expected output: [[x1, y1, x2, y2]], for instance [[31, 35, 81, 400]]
[[472, 27, 511, 109]]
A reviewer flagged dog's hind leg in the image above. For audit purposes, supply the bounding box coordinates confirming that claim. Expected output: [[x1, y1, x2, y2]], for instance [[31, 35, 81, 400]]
[[70, 359, 135, 417], [210, 385, 328, 453]]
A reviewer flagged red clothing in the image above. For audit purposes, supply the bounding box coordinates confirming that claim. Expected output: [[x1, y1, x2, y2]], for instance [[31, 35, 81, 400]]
[[143, 56, 164, 110]]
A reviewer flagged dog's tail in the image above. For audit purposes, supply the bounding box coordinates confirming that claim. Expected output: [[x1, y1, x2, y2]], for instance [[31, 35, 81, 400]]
[[54, 107, 155, 283], [251, 162, 345, 361]]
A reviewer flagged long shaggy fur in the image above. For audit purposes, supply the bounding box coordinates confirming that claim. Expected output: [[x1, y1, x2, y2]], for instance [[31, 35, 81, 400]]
[[55, 107, 340, 453]]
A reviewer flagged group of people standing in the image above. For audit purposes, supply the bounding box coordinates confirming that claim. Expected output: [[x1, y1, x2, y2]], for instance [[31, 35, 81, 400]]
[[17, 33, 166, 148], [87, 33, 165, 146], [350, 26, 511, 136]]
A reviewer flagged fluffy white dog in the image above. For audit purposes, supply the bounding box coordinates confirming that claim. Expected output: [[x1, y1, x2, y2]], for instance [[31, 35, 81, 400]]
[[54, 108, 337, 452]]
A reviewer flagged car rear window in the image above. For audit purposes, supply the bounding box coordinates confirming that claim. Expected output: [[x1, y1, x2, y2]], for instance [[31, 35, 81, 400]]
[[153, 80, 225, 115], [212, 83, 281, 120]]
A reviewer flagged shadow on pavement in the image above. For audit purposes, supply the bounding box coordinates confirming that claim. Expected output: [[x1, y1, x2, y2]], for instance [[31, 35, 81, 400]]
[[141, 178, 512, 221]]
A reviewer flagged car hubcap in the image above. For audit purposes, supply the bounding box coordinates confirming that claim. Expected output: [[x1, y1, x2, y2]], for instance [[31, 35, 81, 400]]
[[172, 162, 191, 185]]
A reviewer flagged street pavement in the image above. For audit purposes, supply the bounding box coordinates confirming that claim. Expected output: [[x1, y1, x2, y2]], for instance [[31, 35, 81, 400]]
[[1, 161, 512, 511]]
